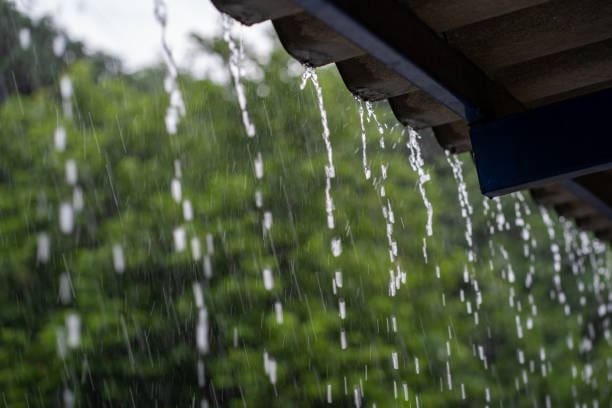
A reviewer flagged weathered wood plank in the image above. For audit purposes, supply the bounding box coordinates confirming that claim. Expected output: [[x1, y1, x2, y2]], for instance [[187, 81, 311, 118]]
[[402, 0, 548, 33], [525, 79, 612, 109], [432, 121, 471, 153], [389, 90, 461, 128], [576, 215, 612, 233], [211, 0, 301, 25], [291, 0, 524, 120], [445, 0, 612, 72], [573, 171, 612, 215], [336, 55, 417, 101], [531, 186, 577, 206], [273, 12, 364, 66], [554, 202, 597, 219], [495, 39, 612, 104], [595, 228, 612, 241]]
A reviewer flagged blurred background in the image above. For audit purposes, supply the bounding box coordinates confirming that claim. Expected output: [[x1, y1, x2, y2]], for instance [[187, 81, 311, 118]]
[[0, 0, 611, 406]]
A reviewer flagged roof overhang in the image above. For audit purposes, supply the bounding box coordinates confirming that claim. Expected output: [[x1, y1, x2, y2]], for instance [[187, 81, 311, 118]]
[[211, 0, 612, 241]]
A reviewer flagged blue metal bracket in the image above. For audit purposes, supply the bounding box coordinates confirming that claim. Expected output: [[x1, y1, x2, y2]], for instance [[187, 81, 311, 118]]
[[471, 88, 612, 197]]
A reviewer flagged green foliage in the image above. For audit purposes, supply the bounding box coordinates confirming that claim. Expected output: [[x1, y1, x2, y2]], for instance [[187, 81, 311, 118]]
[[0, 28, 610, 408], [0, 0, 120, 100]]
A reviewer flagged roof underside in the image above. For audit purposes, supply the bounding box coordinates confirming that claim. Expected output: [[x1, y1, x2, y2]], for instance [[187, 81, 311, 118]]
[[211, 0, 612, 242]]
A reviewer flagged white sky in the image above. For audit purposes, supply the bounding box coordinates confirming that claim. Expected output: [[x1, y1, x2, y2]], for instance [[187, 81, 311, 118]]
[[12, 0, 274, 80]]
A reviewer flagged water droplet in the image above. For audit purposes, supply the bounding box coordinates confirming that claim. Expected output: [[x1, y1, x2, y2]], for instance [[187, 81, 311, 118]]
[[59, 202, 74, 234], [331, 238, 342, 257], [173, 227, 186, 252], [37, 233, 50, 263], [59, 272, 72, 304], [254, 152, 264, 179], [262, 267, 274, 291], [196, 308, 209, 354], [112, 244, 125, 273], [66, 312, 81, 348], [72, 187, 84, 212], [171, 178, 182, 202], [18, 28, 31, 49], [193, 282, 204, 309], [54, 126, 67, 151], [191, 237, 202, 261], [275, 301, 283, 324], [182, 199, 193, 221], [53, 35, 66, 56]]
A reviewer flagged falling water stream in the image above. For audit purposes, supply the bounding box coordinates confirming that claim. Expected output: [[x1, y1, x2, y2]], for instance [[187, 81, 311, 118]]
[[223, 15, 284, 393], [300, 66, 346, 402], [358, 99, 404, 295], [406, 128, 433, 265], [154, 2, 209, 407], [40, 28, 83, 407]]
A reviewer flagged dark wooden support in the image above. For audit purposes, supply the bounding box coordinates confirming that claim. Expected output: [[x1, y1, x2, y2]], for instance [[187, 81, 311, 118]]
[[495, 39, 612, 105], [432, 121, 471, 153], [273, 12, 364, 67], [211, 0, 301, 25], [560, 179, 612, 221], [554, 203, 597, 219], [336, 55, 416, 101], [575, 215, 612, 233], [211, 0, 612, 241], [445, 0, 612, 72], [403, 0, 548, 33], [389, 91, 461, 128], [289, 0, 523, 121], [471, 88, 612, 197]]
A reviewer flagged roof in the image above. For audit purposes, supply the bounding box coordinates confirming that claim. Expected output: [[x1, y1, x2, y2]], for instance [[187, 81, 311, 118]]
[[211, 0, 612, 241]]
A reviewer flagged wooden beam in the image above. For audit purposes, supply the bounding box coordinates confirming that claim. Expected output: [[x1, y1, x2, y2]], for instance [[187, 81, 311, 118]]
[[402, 0, 549, 33], [273, 12, 364, 67], [531, 187, 577, 206], [432, 121, 471, 153], [336, 55, 417, 101], [445, 0, 612, 72], [575, 215, 612, 233], [525, 79, 612, 109], [554, 203, 597, 219], [595, 228, 612, 242], [389, 91, 461, 128], [495, 39, 612, 104], [211, 0, 301, 25], [290, 0, 523, 121]]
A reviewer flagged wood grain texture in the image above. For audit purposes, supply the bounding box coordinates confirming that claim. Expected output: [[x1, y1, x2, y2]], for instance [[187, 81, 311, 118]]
[[445, 0, 612, 72], [273, 12, 364, 67], [495, 39, 612, 104], [336, 55, 417, 101], [402, 0, 548, 32], [432, 121, 471, 153], [389, 90, 461, 128], [531, 185, 577, 206], [211, 0, 301, 25]]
